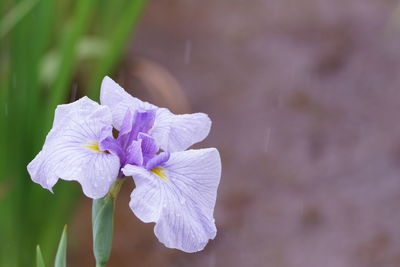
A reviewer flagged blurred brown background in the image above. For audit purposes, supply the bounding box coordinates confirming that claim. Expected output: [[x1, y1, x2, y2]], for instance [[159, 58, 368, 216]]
[[70, 0, 400, 266]]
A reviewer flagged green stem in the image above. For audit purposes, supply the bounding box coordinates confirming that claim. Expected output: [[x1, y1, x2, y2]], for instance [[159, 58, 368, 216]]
[[92, 178, 124, 267]]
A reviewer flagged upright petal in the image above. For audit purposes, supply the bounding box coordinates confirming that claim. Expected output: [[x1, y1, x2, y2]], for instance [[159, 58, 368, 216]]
[[100, 76, 212, 152], [125, 140, 143, 166], [138, 133, 159, 164], [150, 108, 211, 152], [122, 148, 221, 252], [117, 109, 156, 149], [100, 76, 155, 130], [27, 97, 120, 199]]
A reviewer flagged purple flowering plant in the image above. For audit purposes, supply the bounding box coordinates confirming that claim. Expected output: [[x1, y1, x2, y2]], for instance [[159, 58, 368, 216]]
[[27, 77, 221, 265]]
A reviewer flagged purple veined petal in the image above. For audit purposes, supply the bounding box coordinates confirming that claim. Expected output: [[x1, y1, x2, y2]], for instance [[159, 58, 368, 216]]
[[100, 76, 212, 152], [117, 109, 156, 149], [150, 108, 212, 152], [137, 132, 159, 163], [145, 152, 170, 170], [122, 148, 221, 252], [52, 96, 112, 130], [100, 76, 156, 130], [125, 140, 143, 166], [117, 109, 134, 141], [27, 97, 120, 199]]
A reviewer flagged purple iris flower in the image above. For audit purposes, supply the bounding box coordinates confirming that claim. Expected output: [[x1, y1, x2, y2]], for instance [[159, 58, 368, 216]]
[[27, 76, 221, 253]]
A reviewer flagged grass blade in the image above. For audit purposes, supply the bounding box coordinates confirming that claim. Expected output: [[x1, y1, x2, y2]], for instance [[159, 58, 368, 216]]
[[47, 0, 96, 126], [0, 0, 39, 38], [36, 245, 46, 267], [87, 0, 148, 99], [54, 225, 67, 267], [0, 0, 148, 265]]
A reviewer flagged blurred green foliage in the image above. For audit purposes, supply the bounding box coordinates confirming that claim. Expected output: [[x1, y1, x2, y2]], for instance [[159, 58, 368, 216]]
[[0, 0, 147, 266]]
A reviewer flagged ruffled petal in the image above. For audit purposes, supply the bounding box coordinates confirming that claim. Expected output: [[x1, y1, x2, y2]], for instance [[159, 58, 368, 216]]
[[122, 148, 221, 252], [100, 76, 155, 130], [27, 97, 120, 199], [151, 108, 211, 152], [100, 76, 212, 151], [125, 140, 143, 166], [138, 133, 158, 156], [117, 109, 156, 149]]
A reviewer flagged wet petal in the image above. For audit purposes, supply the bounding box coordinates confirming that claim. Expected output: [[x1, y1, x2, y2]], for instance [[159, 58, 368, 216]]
[[100, 76, 155, 130], [125, 140, 143, 166], [122, 148, 221, 252], [137, 133, 159, 164], [117, 109, 156, 149], [27, 97, 120, 199], [151, 108, 212, 152], [100, 76, 212, 151]]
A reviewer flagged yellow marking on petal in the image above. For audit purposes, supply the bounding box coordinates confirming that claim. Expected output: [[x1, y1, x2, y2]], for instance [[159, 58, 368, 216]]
[[151, 166, 168, 181], [83, 141, 106, 153]]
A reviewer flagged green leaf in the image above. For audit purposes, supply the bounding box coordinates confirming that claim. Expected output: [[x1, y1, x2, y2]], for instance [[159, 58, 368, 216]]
[[54, 225, 67, 267], [36, 245, 45, 267]]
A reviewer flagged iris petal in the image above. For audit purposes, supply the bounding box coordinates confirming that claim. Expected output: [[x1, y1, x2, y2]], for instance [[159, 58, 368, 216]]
[[100, 76, 212, 152], [117, 109, 156, 149], [100, 76, 155, 130], [150, 108, 211, 152], [27, 97, 120, 199], [122, 148, 221, 252]]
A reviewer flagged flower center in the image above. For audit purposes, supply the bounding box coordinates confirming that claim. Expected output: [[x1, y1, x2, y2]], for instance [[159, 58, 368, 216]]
[[99, 109, 170, 179]]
